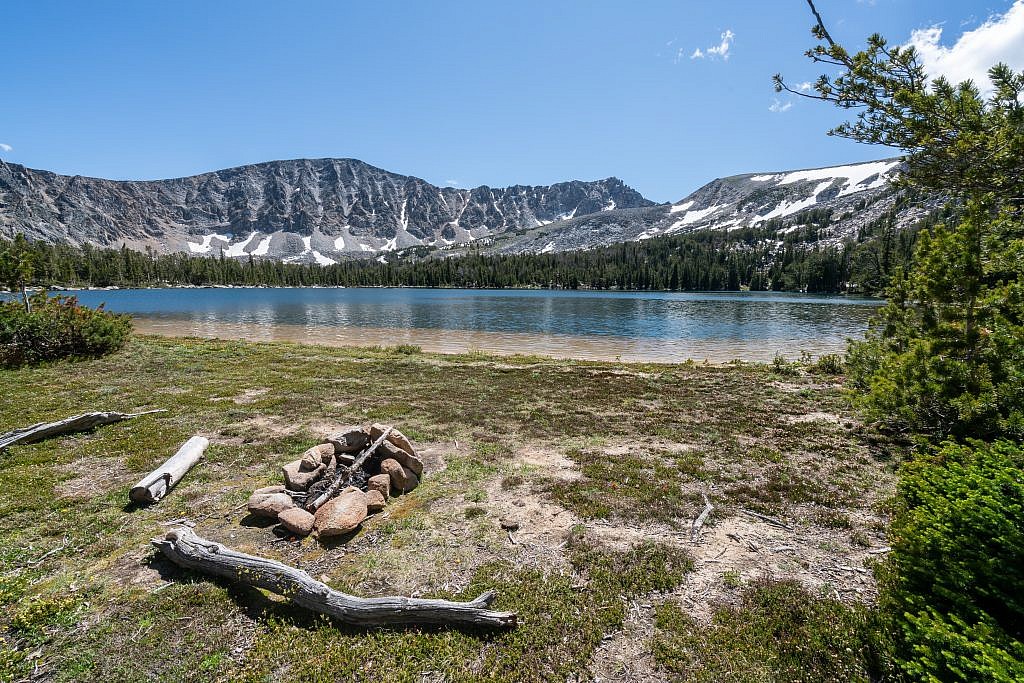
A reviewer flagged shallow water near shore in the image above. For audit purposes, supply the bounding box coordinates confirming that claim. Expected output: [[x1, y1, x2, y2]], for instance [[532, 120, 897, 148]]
[[67, 287, 881, 363]]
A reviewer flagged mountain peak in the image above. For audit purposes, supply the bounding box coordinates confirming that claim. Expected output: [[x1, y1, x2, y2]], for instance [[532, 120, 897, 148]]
[[0, 157, 655, 261]]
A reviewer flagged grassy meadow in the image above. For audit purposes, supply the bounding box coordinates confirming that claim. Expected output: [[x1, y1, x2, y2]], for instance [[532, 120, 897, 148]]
[[0, 336, 900, 682]]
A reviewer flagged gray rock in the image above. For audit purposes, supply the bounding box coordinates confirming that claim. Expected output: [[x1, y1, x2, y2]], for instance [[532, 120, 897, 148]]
[[380, 458, 418, 494], [248, 491, 294, 518], [327, 427, 370, 454], [278, 507, 315, 535], [282, 459, 326, 491], [365, 489, 387, 514], [301, 443, 335, 470], [377, 440, 424, 477], [313, 487, 368, 537], [367, 473, 391, 499]]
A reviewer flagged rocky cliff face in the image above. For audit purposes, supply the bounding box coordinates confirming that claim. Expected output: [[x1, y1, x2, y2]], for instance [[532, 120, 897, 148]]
[[1, 156, 930, 261], [482, 159, 933, 254], [0, 158, 653, 263]]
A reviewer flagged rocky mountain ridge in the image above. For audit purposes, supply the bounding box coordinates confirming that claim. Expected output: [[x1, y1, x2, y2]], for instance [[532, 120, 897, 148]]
[[0, 156, 929, 261], [0, 158, 652, 263], [478, 159, 933, 255]]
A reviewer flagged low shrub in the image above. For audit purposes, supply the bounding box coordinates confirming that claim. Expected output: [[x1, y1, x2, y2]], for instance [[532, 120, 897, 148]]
[[810, 352, 845, 375], [0, 293, 131, 367], [879, 439, 1024, 681]]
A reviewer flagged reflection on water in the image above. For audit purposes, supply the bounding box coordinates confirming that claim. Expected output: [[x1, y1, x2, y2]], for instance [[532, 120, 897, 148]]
[[67, 287, 882, 363]]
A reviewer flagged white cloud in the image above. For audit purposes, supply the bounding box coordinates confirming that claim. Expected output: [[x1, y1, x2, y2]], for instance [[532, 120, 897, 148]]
[[797, 81, 814, 92], [690, 29, 734, 61], [0, 143, 11, 152], [444, 179, 461, 187], [769, 99, 793, 113], [907, 1, 1024, 93]]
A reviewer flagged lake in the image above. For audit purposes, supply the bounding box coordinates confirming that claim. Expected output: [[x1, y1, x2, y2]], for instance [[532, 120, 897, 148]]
[[58, 287, 882, 363]]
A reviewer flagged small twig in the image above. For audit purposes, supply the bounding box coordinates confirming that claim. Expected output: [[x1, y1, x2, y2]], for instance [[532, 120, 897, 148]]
[[160, 517, 196, 527], [25, 537, 69, 567], [740, 508, 793, 530]]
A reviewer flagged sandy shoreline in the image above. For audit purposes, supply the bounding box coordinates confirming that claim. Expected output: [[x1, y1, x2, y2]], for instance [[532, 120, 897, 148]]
[[131, 317, 847, 364]]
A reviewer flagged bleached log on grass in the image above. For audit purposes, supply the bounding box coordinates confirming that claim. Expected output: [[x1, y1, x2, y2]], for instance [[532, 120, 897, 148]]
[[690, 493, 714, 542], [0, 409, 166, 451], [130, 436, 209, 504], [152, 527, 517, 628]]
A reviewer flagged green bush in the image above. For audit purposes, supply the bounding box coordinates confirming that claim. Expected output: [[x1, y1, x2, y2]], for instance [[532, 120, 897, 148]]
[[0, 293, 131, 367], [880, 439, 1024, 681], [810, 352, 844, 375]]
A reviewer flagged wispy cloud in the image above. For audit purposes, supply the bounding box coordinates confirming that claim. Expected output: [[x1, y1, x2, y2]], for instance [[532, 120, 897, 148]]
[[444, 179, 461, 187], [0, 143, 11, 153], [768, 99, 793, 113], [907, 0, 1024, 93], [797, 81, 814, 92], [689, 29, 735, 61]]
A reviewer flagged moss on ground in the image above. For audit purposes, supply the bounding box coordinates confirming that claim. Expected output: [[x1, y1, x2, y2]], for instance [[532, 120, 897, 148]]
[[0, 336, 897, 681]]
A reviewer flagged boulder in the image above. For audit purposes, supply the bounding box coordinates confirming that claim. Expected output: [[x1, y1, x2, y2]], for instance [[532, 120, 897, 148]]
[[369, 423, 417, 458], [326, 427, 370, 454], [301, 443, 335, 470], [278, 507, 315, 535], [248, 491, 294, 518], [314, 487, 368, 537], [380, 458, 419, 494], [336, 453, 355, 468], [365, 489, 387, 513], [282, 459, 326, 491], [377, 440, 424, 477], [253, 484, 286, 496], [367, 473, 391, 499]]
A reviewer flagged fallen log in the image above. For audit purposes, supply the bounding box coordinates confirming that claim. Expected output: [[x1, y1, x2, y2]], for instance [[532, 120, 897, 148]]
[[0, 409, 166, 451], [130, 436, 209, 504], [152, 528, 517, 628], [690, 493, 714, 542]]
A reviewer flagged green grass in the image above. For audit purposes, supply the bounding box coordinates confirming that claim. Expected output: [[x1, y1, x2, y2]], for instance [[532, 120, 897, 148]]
[[0, 336, 896, 681], [653, 578, 885, 682]]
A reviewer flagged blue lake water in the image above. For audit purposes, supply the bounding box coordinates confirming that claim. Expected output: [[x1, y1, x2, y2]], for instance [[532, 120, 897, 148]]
[[61, 287, 882, 363]]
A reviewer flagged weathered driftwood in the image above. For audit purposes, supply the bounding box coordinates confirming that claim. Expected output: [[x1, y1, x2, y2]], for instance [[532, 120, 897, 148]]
[[130, 436, 209, 504], [740, 508, 793, 530], [152, 528, 517, 628], [307, 426, 392, 512], [0, 409, 166, 451], [690, 493, 714, 542]]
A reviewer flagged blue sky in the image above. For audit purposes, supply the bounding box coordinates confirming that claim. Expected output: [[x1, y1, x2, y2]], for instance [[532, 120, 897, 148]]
[[2, 1, 1022, 202]]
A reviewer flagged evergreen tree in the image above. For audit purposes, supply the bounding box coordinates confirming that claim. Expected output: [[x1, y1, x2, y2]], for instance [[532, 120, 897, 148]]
[[777, 0, 1024, 441]]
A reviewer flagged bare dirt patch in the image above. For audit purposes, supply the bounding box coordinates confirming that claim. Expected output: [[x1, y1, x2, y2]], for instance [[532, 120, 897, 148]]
[[786, 411, 843, 425], [230, 415, 302, 441], [678, 513, 885, 622], [589, 601, 670, 683], [513, 444, 581, 481], [55, 456, 134, 500], [225, 387, 270, 403]]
